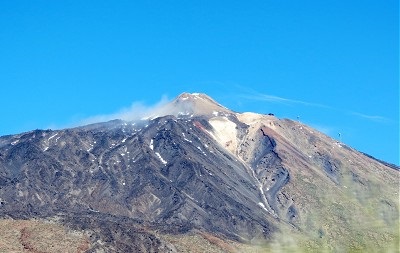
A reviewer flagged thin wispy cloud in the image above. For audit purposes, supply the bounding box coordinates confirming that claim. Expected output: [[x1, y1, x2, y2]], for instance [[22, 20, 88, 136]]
[[240, 93, 331, 108], [234, 85, 392, 124], [234, 85, 331, 109], [350, 112, 391, 123]]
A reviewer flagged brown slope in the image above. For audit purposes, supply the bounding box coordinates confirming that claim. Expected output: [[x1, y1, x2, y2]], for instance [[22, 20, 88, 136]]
[[232, 113, 400, 251]]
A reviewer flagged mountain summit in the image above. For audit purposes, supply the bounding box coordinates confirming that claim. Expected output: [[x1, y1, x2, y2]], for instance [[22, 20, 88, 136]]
[[0, 93, 398, 252], [143, 92, 232, 120], [173, 92, 231, 116]]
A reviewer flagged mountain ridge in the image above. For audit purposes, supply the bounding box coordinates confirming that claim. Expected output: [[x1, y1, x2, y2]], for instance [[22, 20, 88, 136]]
[[0, 93, 398, 252]]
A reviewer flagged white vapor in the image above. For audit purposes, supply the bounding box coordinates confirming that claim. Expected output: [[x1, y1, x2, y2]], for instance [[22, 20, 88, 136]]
[[78, 95, 172, 126]]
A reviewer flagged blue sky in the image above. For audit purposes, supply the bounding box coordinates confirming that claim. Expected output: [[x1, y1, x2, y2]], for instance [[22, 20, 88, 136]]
[[0, 1, 398, 165]]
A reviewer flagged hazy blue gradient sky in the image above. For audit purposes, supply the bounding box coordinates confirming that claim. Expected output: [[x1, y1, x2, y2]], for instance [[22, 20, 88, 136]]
[[0, 1, 398, 165]]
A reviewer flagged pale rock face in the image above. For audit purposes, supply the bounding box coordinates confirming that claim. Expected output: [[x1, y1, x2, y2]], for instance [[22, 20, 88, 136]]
[[237, 112, 277, 130], [208, 116, 238, 154], [237, 112, 264, 125]]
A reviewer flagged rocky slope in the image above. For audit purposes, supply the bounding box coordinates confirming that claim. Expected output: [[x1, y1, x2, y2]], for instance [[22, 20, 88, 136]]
[[0, 93, 398, 252]]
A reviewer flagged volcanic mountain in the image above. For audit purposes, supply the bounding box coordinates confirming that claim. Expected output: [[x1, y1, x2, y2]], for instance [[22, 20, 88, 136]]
[[0, 93, 398, 252]]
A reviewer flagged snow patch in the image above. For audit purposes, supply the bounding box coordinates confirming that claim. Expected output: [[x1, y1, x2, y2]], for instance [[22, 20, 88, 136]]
[[334, 142, 342, 148], [197, 146, 207, 156], [155, 152, 167, 165], [150, 139, 154, 150], [48, 133, 58, 141], [258, 202, 269, 212]]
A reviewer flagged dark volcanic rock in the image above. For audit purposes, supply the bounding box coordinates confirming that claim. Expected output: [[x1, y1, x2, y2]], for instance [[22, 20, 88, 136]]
[[0, 115, 277, 250], [1, 93, 398, 252]]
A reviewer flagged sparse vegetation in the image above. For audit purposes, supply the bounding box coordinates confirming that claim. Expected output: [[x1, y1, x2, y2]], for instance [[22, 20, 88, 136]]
[[0, 219, 89, 253]]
